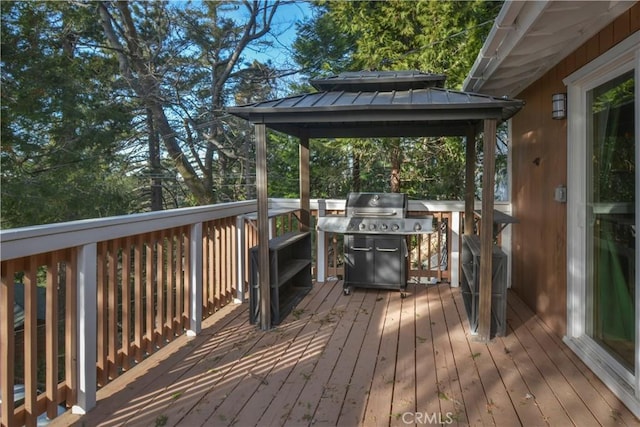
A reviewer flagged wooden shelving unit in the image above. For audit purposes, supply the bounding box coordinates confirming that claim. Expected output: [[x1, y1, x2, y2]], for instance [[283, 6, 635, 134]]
[[249, 231, 312, 325]]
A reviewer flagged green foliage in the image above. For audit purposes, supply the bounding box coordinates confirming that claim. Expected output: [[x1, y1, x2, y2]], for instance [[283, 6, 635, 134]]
[[1, 0, 285, 227], [1, 1, 140, 227], [292, 3, 357, 77], [290, 0, 504, 199], [322, 0, 502, 88], [267, 133, 351, 199]]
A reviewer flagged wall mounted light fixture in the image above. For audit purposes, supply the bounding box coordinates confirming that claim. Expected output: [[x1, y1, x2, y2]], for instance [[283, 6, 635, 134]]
[[552, 93, 567, 120]]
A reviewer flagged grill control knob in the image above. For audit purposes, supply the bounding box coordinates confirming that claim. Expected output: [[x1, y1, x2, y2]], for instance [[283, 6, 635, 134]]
[[391, 223, 400, 231], [359, 223, 366, 230], [369, 223, 376, 230], [380, 223, 388, 231], [414, 222, 422, 231]]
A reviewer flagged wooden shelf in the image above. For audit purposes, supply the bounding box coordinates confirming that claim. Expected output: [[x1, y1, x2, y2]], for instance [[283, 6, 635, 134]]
[[249, 231, 312, 326], [276, 259, 312, 288]]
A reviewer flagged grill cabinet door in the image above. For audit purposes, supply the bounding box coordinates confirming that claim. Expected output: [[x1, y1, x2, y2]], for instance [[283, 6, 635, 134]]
[[345, 235, 373, 285], [345, 235, 406, 290], [374, 236, 404, 286]]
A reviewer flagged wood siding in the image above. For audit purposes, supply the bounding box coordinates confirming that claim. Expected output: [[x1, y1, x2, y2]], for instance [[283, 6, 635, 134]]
[[510, 3, 640, 336]]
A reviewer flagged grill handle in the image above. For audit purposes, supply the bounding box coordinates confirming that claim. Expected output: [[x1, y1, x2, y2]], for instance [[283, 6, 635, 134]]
[[350, 246, 372, 252], [352, 209, 397, 216], [375, 247, 399, 252]]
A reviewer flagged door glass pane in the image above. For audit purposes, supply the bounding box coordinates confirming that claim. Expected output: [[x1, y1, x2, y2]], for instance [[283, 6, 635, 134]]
[[587, 70, 636, 370]]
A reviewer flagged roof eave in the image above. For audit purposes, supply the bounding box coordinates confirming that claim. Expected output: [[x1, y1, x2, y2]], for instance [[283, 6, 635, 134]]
[[462, 0, 636, 97], [229, 106, 516, 124], [462, 1, 549, 95]]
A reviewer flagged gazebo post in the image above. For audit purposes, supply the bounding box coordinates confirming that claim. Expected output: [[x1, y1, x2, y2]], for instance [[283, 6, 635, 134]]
[[299, 133, 311, 232], [464, 127, 476, 236], [255, 123, 271, 330], [477, 119, 497, 341]]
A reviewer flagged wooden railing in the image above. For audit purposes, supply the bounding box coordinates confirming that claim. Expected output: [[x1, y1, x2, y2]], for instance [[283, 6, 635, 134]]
[[0, 198, 511, 426]]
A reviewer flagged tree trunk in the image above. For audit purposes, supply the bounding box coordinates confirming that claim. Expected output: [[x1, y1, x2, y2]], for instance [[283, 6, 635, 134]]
[[147, 109, 163, 211], [390, 138, 402, 193], [352, 154, 361, 192]]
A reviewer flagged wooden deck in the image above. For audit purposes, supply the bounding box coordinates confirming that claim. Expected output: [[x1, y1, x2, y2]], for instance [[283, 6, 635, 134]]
[[51, 280, 639, 427]]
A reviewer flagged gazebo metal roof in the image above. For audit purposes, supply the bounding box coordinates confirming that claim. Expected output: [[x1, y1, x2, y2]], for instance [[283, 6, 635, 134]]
[[228, 71, 524, 138], [310, 70, 447, 91]]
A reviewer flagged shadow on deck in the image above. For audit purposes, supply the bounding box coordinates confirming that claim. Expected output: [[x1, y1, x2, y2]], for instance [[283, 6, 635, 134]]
[[51, 281, 639, 427]]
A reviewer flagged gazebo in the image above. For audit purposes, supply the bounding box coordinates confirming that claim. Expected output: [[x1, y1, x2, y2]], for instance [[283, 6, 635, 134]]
[[228, 70, 524, 341]]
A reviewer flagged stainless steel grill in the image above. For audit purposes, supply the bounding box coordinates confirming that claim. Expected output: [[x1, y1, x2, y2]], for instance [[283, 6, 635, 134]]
[[317, 192, 433, 235], [317, 192, 433, 296]]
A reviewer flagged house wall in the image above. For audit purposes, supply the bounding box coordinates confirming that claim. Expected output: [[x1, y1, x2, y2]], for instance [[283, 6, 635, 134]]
[[510, 3, 640, 336]]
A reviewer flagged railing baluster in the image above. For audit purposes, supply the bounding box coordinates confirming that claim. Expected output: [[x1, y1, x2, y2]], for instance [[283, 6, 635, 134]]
[[225, 217, 233, 305], [215, 220, 222, 309], [134, 235, 143, 363], [183, 229, 191, 330], [166, 231, 174, 341], [145, 236, 154, 355], [155, 232, 164, 348], [107, 240, 117, 380], [65, 249, 78, 406], [208, 223, 215, 312], [236, 216, 246, 303], [46, 252, 59, 419], [24, 258, 37, 426], [96, 242, 107, 386], [121, 237, 131, 370]]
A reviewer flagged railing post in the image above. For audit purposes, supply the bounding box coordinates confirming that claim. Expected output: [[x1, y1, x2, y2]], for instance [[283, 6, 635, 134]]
[[72, 243, 97, 415], [450, 211, 461, 287], [501, 208, 513, 288], [236, 216, 246, 303], [187, 222, 203, 336], [316, 200, 327, 283]]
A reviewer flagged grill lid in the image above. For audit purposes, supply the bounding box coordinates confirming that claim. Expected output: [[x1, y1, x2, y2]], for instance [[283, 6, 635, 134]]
[[345, 192, 407, 218]]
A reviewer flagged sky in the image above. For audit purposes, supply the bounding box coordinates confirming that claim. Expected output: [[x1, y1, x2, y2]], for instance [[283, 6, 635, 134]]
[[229, 1, 314, 70]]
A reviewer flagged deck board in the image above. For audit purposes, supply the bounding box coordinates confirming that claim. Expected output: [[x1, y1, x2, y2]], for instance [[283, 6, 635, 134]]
[[428, 283, 463, 423], [440, 284, 494, 426], [413, 283, 441, 425], [503, 302, 575, 426], [391, 287, 416, 424], [507, 293, 639, 426], [51, 281, 640, 427], [337, 290, 388, 426], [365, 290, 401, 427]]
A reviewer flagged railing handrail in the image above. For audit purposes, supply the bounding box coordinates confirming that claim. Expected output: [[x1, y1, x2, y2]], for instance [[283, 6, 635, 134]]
[[1, 198, 512, 261], [270, 197, 511, 212], [1, 200, 257, 261]]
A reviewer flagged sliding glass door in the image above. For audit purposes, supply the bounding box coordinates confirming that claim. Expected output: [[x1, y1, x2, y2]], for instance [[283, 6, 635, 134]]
[[586, 70, 636, 370], [565, 34, 639, 415]]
